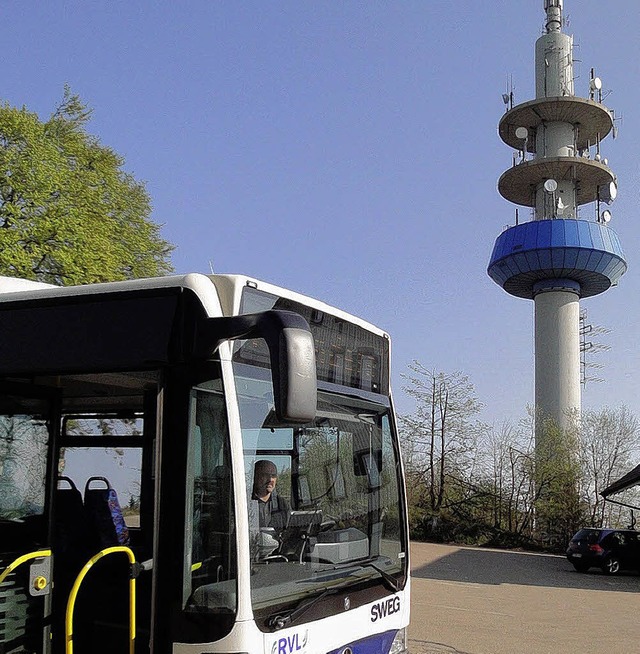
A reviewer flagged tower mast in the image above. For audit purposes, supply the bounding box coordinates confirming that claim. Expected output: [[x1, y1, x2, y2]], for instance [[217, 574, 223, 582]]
[[488, 0, 626, 442]]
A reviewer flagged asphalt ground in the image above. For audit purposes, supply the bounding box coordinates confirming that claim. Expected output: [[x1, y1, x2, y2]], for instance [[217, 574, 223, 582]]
[[408, 541, 640, 654]]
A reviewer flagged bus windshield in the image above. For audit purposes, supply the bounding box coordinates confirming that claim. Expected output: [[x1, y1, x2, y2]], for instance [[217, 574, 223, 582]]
[[235, 362, 406, 627]]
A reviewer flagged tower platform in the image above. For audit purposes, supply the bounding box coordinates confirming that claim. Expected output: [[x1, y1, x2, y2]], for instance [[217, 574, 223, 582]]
[[487, 219, 626, 299], [499, 96, 613, 152], [498, 157, 614, 206]]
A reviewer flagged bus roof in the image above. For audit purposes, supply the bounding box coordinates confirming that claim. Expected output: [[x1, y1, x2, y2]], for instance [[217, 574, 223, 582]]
[[0, 273, 388, 339], [211, 274, 388, 339]]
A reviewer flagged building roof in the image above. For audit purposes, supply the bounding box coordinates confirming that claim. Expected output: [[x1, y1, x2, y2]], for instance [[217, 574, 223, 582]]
[[601, 463, 640, 497]]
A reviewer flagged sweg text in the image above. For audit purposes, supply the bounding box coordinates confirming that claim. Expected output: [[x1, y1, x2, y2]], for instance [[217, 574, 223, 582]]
[[370, 596, 400, 622]]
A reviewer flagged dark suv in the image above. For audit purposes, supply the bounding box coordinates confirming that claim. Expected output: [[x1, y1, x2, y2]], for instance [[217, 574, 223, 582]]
[[566, 528, 640, 574]]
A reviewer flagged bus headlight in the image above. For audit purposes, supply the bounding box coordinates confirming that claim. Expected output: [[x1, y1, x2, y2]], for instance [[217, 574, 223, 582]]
[[389, 627, 408, 653]]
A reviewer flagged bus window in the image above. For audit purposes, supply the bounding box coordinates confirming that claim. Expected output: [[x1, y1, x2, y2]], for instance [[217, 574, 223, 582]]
[[236, 359, 406, 627], [60, 447, 142, 530], [0, 408, 49, 523], [60, 416, 144, 531], [0, 394, 51, 569], [183, 387, 236, 617]]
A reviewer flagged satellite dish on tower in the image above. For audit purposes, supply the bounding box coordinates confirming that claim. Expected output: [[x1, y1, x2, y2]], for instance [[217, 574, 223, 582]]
[[599, 181, 617, 204], [601, 210, 612, 223], [590, 77, 602, 91], [515, 127, 529, 140], [544, 179, 558, 193]]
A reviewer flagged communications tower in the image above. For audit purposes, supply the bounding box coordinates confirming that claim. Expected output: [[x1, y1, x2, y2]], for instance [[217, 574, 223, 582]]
[[487, 0, 627, 440]]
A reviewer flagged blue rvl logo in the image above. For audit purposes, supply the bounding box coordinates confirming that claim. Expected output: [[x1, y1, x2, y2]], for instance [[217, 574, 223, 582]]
[[370, 596, 401, 622], [275, 631, 308, 654]]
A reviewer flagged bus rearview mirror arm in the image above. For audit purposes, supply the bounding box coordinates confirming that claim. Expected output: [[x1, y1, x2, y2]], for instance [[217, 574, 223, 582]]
[[194, 310, 317, 423]]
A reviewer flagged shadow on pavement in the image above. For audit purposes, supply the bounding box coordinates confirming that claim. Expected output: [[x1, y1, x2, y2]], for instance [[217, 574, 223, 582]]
[[411, 542, 640, 593]]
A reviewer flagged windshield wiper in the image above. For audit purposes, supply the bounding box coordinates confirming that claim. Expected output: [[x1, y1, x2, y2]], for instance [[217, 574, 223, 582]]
[[357, 560, 400, 593], [329, 557, 400, 593], [267, 577, 355, 631], [266, 561, 400, 631]]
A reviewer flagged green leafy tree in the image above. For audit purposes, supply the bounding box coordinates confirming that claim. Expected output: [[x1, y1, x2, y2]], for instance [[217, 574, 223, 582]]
[[0, 87, 173, 285], [534, 416, 584, 548]]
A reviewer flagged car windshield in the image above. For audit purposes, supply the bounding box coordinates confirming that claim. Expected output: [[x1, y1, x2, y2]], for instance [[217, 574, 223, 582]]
[[235, 362, 406, 625]]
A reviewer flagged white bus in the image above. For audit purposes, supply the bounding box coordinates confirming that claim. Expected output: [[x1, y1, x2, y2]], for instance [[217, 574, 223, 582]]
[[0, 273, 409, 654]]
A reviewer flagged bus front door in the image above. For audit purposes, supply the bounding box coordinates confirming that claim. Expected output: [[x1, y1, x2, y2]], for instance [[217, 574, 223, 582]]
[[0, 387, 58, 654]]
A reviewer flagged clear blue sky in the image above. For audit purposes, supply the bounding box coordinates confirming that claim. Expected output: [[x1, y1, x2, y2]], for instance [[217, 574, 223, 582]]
[[2, 1, 639, 423]]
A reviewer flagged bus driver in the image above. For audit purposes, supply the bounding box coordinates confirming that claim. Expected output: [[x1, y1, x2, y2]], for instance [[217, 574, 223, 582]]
[[252, 460, 290, 532]]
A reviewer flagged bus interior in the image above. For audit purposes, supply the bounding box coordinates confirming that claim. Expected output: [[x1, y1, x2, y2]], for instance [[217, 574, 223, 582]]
[[1, 370, 160, 654]]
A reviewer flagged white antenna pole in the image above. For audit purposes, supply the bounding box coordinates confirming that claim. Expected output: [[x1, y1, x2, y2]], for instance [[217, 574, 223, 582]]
[[545, 0, 563, 33]]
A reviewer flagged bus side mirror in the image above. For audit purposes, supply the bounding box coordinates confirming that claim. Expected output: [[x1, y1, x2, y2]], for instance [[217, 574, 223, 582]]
[[267, 320, 317, 423], [195, 310, 317, 423]]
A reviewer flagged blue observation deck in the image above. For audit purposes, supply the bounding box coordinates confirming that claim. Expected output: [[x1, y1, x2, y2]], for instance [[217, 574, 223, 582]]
[[487, 219, 627, 299]]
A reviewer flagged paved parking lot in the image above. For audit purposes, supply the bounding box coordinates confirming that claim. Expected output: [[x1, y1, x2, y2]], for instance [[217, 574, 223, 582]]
[[408, 541, 640, 654]]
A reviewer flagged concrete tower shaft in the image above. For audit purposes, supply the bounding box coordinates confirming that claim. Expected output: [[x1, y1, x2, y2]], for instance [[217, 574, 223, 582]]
[[487, 0, 627, 438], [534, 287, 581, 435]]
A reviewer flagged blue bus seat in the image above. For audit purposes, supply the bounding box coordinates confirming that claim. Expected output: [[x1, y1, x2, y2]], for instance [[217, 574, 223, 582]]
[[84, 476, 130, 548]]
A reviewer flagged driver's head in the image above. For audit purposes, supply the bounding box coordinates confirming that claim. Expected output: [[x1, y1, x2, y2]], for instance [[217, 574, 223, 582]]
[[253, 460, 278, 499]]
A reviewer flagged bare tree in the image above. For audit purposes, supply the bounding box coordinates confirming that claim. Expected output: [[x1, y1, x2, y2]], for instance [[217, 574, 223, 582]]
[[579, 405, 640, 526], [0, 416, 49, 518], [400, 363, 483, 513], [473, 408, 584, 547], [482, 420, 526, 531], [477, 413, 539, 537]]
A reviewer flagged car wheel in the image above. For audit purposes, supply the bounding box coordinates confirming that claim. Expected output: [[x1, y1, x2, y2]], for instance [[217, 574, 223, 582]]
[[572, 562, 589, 573], [602, 556, 621, 575]]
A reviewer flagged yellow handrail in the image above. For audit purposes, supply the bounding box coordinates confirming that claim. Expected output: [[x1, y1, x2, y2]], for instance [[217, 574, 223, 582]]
[[0, 549, 52, 586], [65, 546, 137, 654]]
